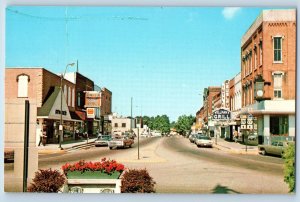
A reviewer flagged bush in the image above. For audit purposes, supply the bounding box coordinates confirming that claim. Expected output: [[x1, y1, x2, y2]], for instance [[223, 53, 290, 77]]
[[283, 143, 295, 193], [27, 169, 66, 193], [121, 168, 156, 193]]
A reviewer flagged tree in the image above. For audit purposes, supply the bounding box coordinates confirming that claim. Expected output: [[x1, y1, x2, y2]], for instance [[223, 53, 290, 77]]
[[174, 115, 195, 135], [283, 143, 295, 192]]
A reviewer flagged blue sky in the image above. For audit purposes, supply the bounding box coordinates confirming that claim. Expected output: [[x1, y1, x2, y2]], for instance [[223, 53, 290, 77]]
[[6, 7, 272, 121]]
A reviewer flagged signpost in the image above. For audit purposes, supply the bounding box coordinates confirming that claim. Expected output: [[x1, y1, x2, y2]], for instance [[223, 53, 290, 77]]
[[240, 112, 257, 152], [212, 108, 231, 145]]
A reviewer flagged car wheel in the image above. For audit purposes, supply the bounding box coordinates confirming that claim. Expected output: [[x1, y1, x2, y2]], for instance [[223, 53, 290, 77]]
[[109, 147, 113, 150], [197, 144, 200, 148], [261, 149, 266, 156], [129, 144, 132, 148]]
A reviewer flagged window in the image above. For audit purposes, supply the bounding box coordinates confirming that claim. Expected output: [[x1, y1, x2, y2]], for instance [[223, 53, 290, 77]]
[[114, 123, 118, 127], [122, 123, 126, 128], [273, 73, 283, 99], [72, 88, 75, 107], [274, 37, 282, 62], [249, 52, 252, 73], [254, 48, 257, 69], [17, 74, 29, 97], [77, 92, 81, 107], [64, 85, 67, 99], [270, 116, 288, 135], [259, 41, 263, 66], [68, 86, 71, 106]]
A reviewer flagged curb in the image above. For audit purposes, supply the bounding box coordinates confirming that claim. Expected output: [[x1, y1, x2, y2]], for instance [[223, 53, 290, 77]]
[[213, 144, 258, 155]]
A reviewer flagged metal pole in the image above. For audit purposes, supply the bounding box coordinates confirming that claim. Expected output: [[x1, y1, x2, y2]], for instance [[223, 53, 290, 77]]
[[130, 97, 132, 131], [59, 74, 63, 150], [23, 100, 30, 192], [138, 126, 140, 160], [246, 130, 248, 152]]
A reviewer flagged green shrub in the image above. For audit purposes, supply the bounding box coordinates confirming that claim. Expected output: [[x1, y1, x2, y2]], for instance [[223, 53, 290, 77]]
[[121, 168, 156, 193], [283, 143, 295, 193], [27, 169, 66, 193]]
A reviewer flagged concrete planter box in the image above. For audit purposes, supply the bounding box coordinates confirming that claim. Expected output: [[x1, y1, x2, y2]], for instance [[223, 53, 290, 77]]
[[66, 171, 121, 179], [63, 171, 123, 193]]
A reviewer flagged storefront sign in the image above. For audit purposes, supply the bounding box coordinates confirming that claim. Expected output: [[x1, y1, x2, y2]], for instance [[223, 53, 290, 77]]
[[212, 109, 231, 120], [87, 108, 95, 119], [85, 91, 101, 108]]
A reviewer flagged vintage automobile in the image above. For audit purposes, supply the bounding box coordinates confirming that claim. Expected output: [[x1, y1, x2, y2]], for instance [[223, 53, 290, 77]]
[[195, 135, 213, 148], [258, 141, 290, 156], [4, 148, 14, 163], [108, 136, 134, 150], [95, 135, 112, 147]]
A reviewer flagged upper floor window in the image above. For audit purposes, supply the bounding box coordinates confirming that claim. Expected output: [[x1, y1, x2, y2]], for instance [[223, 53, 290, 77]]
[[77, 92, 81, 107], [273, 37, 282, 62], [114, 123, 118, 127], [259, 41, 263, 66], [72, 88, 75, 107], [122, 123, 126, 128], [273, 72, 283, 99], [68, 87, 71, 106], [254, 47, 257, 69], [17, 74, 30, 97]]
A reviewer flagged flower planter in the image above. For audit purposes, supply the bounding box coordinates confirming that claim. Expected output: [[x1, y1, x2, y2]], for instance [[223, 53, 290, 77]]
[[66, 171, 121, 179]]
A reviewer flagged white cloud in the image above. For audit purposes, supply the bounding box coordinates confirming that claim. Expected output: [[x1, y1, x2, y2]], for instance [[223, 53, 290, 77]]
[[222, 7, 241, 20]]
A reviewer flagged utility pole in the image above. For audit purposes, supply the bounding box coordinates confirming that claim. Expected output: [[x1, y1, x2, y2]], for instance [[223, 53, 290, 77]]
[[130, 97, 133, 132]]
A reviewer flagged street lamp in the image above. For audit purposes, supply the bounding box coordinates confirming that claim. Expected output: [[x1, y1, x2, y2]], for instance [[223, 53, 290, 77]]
[[59, 62, 75, 150], [135, 105, 142, 160]]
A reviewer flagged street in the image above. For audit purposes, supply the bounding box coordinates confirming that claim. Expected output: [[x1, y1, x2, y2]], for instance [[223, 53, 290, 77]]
[[5, 135, 288, 193]]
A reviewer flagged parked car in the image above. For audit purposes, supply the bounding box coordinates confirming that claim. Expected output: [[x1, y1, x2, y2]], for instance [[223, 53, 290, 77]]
[[189, 134, 197, 143], [195, 136, 213, 148], [95, 135, 112, 147], [258, 141, 290, 156], [108, 136, 134, 150], [4, 148, 14, 163]]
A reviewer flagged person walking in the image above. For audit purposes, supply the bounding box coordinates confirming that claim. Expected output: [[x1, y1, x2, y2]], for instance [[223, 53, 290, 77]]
[[38, 126, 47, 146], [233, 130, 238, 143]]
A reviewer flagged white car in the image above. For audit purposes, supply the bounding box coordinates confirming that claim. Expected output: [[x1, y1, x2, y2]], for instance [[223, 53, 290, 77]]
[[95, 135, 112, 147], [195, 136, 213, 148]]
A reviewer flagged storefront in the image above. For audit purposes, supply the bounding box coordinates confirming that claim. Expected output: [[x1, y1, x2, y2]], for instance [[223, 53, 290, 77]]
[[244, 100, 295, 145]]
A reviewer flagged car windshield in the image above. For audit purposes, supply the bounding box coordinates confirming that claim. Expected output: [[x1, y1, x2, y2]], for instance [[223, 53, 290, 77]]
[[199, 136, 211, 140], [98, 136, 111, 140]]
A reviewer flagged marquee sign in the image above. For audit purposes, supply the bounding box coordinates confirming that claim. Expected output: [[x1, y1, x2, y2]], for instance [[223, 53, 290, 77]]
[[85, 91, 101, 108], [212, 109, 231, 121]]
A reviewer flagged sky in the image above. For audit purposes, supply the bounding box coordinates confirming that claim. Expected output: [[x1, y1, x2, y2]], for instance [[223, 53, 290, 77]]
[[6, 6, 274, 121]]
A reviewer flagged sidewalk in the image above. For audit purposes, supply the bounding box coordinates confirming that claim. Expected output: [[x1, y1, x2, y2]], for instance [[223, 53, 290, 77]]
[[213, 137, 258, 155], [38, 138, 97, 154]]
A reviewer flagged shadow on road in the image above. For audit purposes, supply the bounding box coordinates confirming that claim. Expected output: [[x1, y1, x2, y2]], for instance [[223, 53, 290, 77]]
[[211, 184, 241, 194]]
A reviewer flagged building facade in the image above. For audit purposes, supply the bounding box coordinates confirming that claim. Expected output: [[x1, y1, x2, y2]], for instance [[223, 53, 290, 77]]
[[6, 68, 81, 145], [240, 9, 296, 144]]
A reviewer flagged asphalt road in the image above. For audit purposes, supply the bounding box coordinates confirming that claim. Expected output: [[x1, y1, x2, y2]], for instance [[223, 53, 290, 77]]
[[5, 135, 289, 193]]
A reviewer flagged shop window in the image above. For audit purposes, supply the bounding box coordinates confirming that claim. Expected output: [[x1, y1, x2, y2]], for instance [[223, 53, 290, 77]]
[[270, 116, 288, 135], [17, 74, 30, 97]]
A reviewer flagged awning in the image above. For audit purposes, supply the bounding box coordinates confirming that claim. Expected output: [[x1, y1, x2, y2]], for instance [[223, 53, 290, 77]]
[[70, 111, 85, 122], [37, 86, 73, 121]]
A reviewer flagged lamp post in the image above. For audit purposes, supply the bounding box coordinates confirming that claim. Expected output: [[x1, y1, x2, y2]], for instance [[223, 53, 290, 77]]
[[59, 62, 75, 150], [135, 105, 142, 160]]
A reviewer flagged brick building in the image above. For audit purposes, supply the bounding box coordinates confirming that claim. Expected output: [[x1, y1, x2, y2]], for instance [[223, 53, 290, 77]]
[[241, 9, 296, 144], [203, 86, 221, 124], [5, 68, 81, 145]]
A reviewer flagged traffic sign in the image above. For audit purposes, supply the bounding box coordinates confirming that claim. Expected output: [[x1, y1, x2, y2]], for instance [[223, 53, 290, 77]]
[[241, 119, 246, 125], [247, 125, 253, 130], [241, 125, 247, 129], [247, 119, 253, 125]]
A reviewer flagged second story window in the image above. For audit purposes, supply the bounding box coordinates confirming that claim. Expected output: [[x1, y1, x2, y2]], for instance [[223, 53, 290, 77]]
[[17, 74, 30, 98], [122, 123, 126, 128], [274, 37, 282, 62], [259, 41, 263, 66], [114, 123, 118, 127], [273, 73, 283, 99]]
